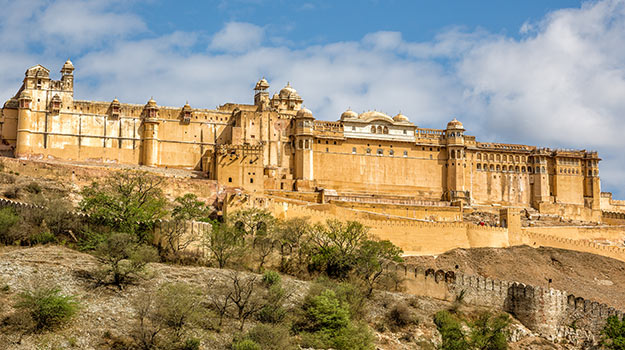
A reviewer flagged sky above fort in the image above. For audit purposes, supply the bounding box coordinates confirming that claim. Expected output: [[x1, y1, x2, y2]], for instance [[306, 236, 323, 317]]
[[1, 0, 625, 197]]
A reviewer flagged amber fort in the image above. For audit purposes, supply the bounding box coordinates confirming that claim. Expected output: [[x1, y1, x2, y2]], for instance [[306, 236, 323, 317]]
[[2, 60, 625, 257]]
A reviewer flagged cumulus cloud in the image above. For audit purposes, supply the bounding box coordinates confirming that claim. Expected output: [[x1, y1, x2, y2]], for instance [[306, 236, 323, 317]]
[[1, 0, 625, 196], [210, 22, 265, 52]]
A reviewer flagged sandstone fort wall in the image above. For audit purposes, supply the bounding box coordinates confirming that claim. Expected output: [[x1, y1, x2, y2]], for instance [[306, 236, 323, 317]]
[[386, 263, 623, 340]]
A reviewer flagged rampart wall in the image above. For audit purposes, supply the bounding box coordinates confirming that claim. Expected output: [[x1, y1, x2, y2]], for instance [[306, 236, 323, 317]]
[[520, 225, 625, 241], [272, 201, 508, 255], [387, 263, 624, 341], [512, 230, 625, 262]]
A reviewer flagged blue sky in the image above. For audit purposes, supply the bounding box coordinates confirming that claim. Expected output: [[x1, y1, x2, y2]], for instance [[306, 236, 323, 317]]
[[1, 0, 625, 198], [138, 1, 583, 44]]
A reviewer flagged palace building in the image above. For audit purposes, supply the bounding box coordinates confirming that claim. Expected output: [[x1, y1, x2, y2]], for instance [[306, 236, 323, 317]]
[[0, 61, 602, 212]]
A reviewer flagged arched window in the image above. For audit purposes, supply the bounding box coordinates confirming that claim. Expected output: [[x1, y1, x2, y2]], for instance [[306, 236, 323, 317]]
[[483, 163, 487, 170], [371, 126, 376, 133], [515, 155, 520, 162], [536, 166, 540, 173], [403, 151, 408, 157], [299, 140, 303, 149], [305, 140, 309, 149], [542, 166, 546, 173], [522, 166, 526, 173], [383, 126, 389, 134], [450, 150, 456, 159], [477, 164, 481, 170], [496, 165, 500, 171], [489, 154, 494, 161], [352, 147, 356, 154], [477, 153, 482, 160], [377, 126, 383, 133], [502, 165, 507, 171], [503, 155, 507, 162], [515, 166, 519, 172], [496, 154, 501, 161], [389, 149, 394, 156], [490, 164, 494, 171]]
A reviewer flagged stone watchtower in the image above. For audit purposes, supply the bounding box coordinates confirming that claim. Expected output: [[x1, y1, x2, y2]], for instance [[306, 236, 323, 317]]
[[142, 98, 160, 167], [293, 107, 314, 189], [445, 118, 469, 204], [253, 78, 270, 111]]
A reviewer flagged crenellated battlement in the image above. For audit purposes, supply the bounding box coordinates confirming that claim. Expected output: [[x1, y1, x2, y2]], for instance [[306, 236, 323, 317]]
[[384, 261, 624, 340]]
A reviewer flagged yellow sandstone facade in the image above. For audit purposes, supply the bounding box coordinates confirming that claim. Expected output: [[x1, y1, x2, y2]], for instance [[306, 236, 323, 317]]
[[0, 61, 603, 214]]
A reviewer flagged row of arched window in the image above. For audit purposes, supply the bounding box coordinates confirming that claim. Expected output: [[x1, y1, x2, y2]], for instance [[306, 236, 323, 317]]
[[476, 153, 527, 163], [559, 168, 579, 175], [476, 164, 546, 173], [371, 125, 389, 134]]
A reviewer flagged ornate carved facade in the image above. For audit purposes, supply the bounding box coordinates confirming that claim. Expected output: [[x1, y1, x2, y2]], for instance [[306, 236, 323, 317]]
[[0, 61, 602, 211]]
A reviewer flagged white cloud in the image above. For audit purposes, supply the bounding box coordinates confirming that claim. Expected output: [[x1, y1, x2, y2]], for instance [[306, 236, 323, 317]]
[[1, 0, 625, 197], [210, 22, 264, 53]]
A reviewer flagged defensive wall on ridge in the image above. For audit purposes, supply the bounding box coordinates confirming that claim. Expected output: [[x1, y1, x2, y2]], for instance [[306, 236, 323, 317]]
[[387, 263, 624, 342]]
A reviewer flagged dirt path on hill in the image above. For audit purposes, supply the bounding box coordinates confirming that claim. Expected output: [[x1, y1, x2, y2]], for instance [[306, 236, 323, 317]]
[[404, 245, 625, 309]]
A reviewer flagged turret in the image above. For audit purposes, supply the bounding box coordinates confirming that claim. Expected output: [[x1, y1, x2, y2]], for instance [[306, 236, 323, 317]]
[[181, 101, 192, 124], [60, 59, 74, 92], [142, 98, 160, 166], [293, 107, 314, 181], [253, 78, 270, 111], [110, 98, 121, 118], [445, 118, 469, 203], [15, 90, 33, 158]]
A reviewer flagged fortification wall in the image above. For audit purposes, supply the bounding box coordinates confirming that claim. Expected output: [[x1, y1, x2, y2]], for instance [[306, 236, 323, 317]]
[[386, 263, 624, 341], [538, 202, 601, 222], [521, 225, 625, 241], [271, 201, 508, 255], [512, 230, 625, 262]]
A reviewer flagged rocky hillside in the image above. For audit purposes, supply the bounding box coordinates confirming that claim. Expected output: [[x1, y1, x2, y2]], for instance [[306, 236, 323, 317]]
[[0, 245, 578, 350]]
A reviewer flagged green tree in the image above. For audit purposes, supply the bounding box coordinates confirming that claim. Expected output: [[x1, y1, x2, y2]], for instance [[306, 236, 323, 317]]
[[79, 170, 167, 243], [95, 232, 159, 288], [306, 220, 369, 278], [468, 312, 510, 350], [354, 239, 403, 296], [297, 287, 374, 350], [15, 286, 80, 331], [161, 193, 213, 260], [203, 221, 244, 268], [230, 208, 275, 237], [434, 310, 469, 350], [275, 217, 313, 275], [602, 315, 625, 350], [171, 193, 212, 222]]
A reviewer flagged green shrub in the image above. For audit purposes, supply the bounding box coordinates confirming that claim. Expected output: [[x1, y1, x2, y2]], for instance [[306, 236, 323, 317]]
[[181, 337, 200, 350], [95, 232, 159, 287], [388, 302, 417, 328], [15, 286, 80, 331], [601, 315, 625, 350], [232, 339, 262, 350], [434, 311, 468, 350], [3, 186, 19, 199], [262, 270, 281, 287], [238, 323, 295, 350], [31, 229, 56, 245], [0, 206, 19, 244], [24, 182, 42, 194]]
